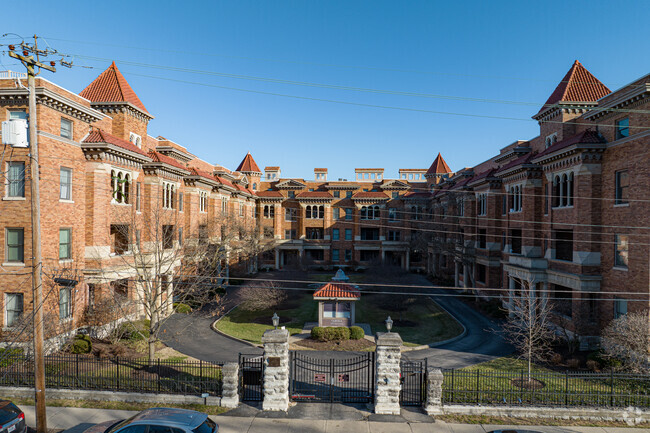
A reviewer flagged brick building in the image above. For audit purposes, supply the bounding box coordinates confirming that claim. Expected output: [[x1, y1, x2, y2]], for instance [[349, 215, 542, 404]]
[[0, 60, 647, 344]]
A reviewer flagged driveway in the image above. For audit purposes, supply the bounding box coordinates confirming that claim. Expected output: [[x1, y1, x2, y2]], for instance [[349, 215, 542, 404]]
[[161, 272, 510, 367]]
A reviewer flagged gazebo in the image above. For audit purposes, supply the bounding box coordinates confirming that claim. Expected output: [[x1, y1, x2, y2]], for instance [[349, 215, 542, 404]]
[[313, 270, 360, 327]]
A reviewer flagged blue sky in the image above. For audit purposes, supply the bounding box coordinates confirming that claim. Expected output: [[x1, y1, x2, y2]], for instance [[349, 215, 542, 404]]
[[2, 0, 648, 179]]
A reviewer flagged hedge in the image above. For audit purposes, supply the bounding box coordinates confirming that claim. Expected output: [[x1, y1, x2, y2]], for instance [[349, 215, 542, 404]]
[[310, 326, 351, 342]]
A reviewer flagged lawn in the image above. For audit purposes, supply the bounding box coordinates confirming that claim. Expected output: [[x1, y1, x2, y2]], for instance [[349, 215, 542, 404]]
[[356, 294, 464, 347], [447, 356, 650, 407], [215, 292, 318, 344]]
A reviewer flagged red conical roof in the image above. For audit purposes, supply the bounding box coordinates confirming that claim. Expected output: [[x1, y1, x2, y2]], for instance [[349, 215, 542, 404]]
[[426, 153, 452, 175], [537, 60, 610, 114], [236, 152, 261, 173], [80, 62, 149, 114]]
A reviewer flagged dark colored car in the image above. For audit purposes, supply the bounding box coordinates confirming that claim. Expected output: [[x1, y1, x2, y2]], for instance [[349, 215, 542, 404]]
[[84, 408, 218, 433], [0, 400, 26, 433]]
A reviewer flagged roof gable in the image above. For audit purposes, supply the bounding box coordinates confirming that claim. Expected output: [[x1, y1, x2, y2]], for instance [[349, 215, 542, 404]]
[[82, 129, 149, 157], [381, 179, 410, 190], [537, 60, 611, 114], [275, 179, 306, 189], [426, 153, 452, 175], [236, 152, 262, 173], [80, 62, 150, 114], [313, 282, 360, 299]]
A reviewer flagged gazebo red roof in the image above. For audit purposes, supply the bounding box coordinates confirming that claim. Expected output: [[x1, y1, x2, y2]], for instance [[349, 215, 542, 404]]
[[313, 283, 360, 299]]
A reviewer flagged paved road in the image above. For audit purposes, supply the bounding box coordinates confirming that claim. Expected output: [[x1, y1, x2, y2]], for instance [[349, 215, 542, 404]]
[[161, 273, 510, 367]]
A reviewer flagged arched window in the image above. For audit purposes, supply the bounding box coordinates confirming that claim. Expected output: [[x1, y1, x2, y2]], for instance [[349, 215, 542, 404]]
[[561, 174, 568, 207], [124, 174, 130, 204], [568, 173, 574, 206], [306, 206, 312, 219], [361, 206, 367, 220], [553, 176, 560, 207], [252, 183, 257, 190], [319, 205, 324, 219]]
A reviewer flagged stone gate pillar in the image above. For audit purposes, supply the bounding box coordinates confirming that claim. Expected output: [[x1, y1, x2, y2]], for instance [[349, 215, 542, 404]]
[[261, 328, 290, 411], [220, 362, 239, 408], [374, 332, 402, 415], [424, 368, 444, 415]]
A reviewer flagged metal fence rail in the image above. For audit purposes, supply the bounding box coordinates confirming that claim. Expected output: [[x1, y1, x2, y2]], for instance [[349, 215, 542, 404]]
[[441, 368, 650, 408], [0, 354, 223, 397]]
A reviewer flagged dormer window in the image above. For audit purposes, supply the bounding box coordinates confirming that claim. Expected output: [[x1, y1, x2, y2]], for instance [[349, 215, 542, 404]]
[[129, 132, 142, 148], [615, 117, 629, 139], [545, 133, 558, 149]]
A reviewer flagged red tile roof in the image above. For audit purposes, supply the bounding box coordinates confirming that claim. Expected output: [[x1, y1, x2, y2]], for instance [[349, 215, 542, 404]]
[[265, 166, 280, 170], [495, 153, 535, 174], [236, 152, 262, 173], [352, 191, 389, 199], [296, 191, 333, 199], [83, 129, 149, 157], [403, 191, 432, 198], [538, 61, 611, 114], [533, 130, 604, 160], [314, 168, 328, 172], [215, 176, 236, 189], [256, 190, 283, 198], [313, 283, 360, 299], [148, 150, 187, 170], [80, 62, 149, 114], [188, 167, 217, 181], [426, 153, 452, 175]]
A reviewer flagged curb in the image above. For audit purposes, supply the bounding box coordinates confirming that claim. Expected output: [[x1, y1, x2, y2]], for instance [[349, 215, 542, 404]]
[[211, 304, 263, 349], [400, 296, 468, 352]]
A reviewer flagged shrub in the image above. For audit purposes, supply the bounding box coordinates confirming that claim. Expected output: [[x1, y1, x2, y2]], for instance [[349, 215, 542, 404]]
[[326, 327, 349, 341], [586, 359, 600, 371], [0, 348, 23, 367], [174, 303, 192, 314], [70, 334, 92, 354], [567, 358, 581, 369], [311, 326, 325, 341], [119, 321, 150, 341], [550, 353, 563, 365], [111, 345, 127, 357], [349, 326, 364, 340]]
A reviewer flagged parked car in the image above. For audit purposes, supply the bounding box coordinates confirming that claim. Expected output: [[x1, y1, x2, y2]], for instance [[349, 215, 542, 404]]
[[0, 400, 26, 433], [83, 408, 217, 433]]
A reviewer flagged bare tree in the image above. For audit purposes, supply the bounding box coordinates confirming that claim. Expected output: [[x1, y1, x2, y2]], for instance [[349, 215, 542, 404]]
[[601, 310, 650, 373], [502, 278, 555, 381], [238, 280, 288, 311]]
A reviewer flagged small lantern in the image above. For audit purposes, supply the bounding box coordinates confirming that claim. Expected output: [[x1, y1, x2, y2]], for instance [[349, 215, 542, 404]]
[[385, 316, 393, 332], [272, 313, 279, 329]]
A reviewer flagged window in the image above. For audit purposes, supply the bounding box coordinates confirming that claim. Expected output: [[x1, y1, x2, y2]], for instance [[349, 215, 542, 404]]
[[5, 293, 23, 327], [360, 250, 379, 261], [332, 208, 340, 220], [199, 191, 207, 212], [360, 228, 379, 240], [615, 170, 629, 205], [615, 117, 629, 140], [239, 203, 244, 217], [60, 118, 73, 139], [345, 229, 352, 240], [111, 170, 131, 204], [478, 229, 486, 249], [614, 298, 627, 319], [388, 208, 397, 221], [110, 225, 129, 255], [332, 249, 340, 261], [59, 228, 71, 260], [136, 183, 141, 211], [178, 192, 183, 212], [476, 264, 486, 283], [387, 230, 400, 241], [285, 208, 297, 221], [129, 132, 142, 148], [345, 249, 352, 261], [306, 205, 324, 219], [509, 185, 522, 212], [163, 225, 174, 249], [458, 197, 464, 216], [552, 284, 572, 317], [360, 205, 380, 220], [510, 229, 522, 255], [59, 287, 71, 320], [284, 229, 296, 240], [615, 234, 628, 268], [392, 191, 399, 199], [346, 191, 353, 198], [345, 208, 353, 220], [477, 193, 487, 216], [59, 167, 72, 200], [5, 228, 24, 263], [252, 183, 257, 190], [288, 191, 295, 199], [545, 133, 557, 149], [501, 194, 507, 215], [263, 205, 275, 218], [333, 191, 340, 198], [307, 228, 324, 240], [544, 184, 548, 215], [221, 199, 228, 215], [332, 228, 340, 240], [554, 230, 573, 261], [7, 162, 25, 198], [306, 249, 324, 260]]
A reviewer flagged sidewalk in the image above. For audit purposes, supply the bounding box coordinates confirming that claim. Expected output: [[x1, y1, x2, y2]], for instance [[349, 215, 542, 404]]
[[21, 406, 648, 433]]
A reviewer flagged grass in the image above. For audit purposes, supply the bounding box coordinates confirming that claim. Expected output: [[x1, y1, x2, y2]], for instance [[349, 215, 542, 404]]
[[448, 356, 650, 407], [215, 292, 318, 344], [1, 396, 229, 415], [356, 294, 464, 346], [435, 414, 640, 427]]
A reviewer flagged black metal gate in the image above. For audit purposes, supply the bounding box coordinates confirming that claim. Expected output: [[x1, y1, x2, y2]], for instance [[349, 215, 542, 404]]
[[400, 359, 426, 406], [290, 351, 374, 403], [239, 353, 263, 402]]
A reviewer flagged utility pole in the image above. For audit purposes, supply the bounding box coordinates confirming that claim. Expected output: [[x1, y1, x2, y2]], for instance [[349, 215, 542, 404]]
[[8, 36, 56, 433]]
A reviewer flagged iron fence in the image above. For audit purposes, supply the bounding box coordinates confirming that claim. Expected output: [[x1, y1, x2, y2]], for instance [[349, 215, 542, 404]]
[[0, 353, 223, 396], [441, 368, 650, 408]]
